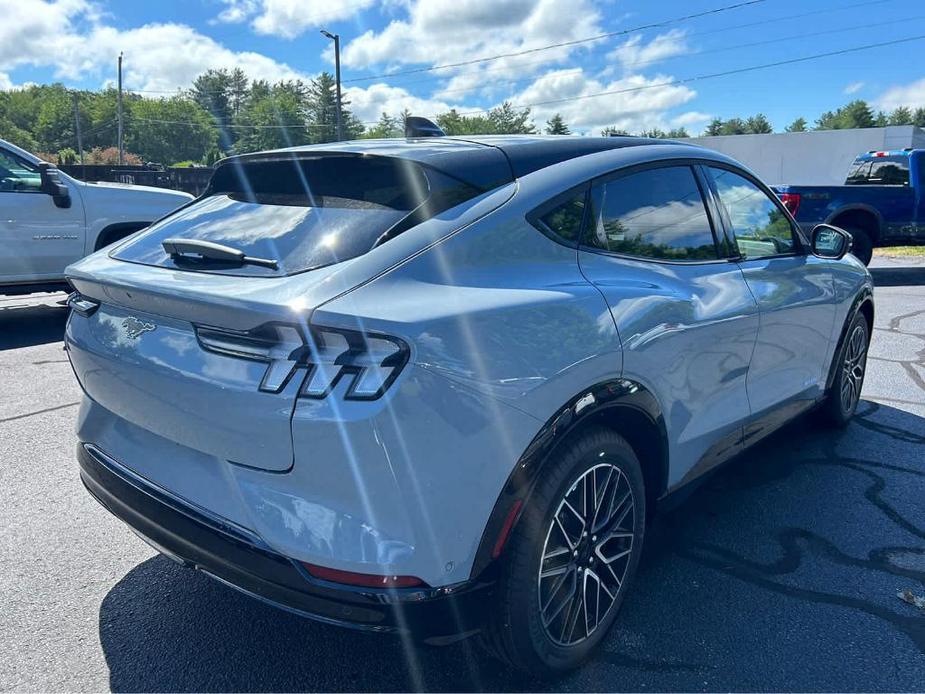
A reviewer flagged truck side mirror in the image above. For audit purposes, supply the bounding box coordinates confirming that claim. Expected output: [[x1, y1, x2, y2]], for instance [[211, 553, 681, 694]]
[[38, 162, 71, 208], [811, 223, 852, 260]]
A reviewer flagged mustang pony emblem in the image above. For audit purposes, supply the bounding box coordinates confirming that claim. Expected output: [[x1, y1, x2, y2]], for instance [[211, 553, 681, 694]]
[[122, 316, 156, 340]]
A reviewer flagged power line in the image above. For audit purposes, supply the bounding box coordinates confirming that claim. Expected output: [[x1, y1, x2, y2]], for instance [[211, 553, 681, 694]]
[[356, 0, 905, 94], [124, 33, 925, 132], [341, 0, 768, 84], [92, 0, 902, 102], [423, 14, 924, 101], [449, 33, 925, 117]]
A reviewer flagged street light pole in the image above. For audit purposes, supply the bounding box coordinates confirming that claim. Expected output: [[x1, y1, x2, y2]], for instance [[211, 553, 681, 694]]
[[117, 52, 124, 165], [321, 30, 344, 141]]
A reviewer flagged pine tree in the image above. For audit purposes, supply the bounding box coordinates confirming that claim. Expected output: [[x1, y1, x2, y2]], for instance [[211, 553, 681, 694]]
[[785, 117, 807, 132], [889, 106, 913, 125], [545, 113, 570, 135]]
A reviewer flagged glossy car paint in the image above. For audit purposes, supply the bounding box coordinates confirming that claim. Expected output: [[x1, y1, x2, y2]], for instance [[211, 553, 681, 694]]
[[65, 138, 873, 595]]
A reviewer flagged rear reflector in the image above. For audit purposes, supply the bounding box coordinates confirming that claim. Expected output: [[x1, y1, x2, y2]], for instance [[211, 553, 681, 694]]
[[779, 192, 801, 217], [491, 499, 524, 559], [302, 562, 426, 588]]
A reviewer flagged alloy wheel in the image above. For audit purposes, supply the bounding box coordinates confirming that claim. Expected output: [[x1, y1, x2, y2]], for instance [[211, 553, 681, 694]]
[[840, 323, 867, 413], [537, 463, 636, 647]]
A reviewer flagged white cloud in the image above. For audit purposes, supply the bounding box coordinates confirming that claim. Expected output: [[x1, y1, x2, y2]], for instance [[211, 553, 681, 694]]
[[0, 1, 311, 92], [214, 0, 258, 24], [507, 67, 696, 135], [341, 0, 602, 89], [608, 30, 688, 71], [214, 0, 376, 39], [875, 78, 925, 111], [345, 82, 459, 123], [82, 23, 309, 92], [0, 0, 90, 71], [843, 81, 864, 95]]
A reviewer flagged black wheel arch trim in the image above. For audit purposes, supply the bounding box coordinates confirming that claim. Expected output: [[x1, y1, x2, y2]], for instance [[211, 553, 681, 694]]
[[470, 378, 667, 579], [94, 221, 152, 251], [824, 286, 874, 393]]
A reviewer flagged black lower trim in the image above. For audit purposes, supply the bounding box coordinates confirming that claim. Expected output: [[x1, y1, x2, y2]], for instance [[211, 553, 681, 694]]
[[78, 444, 493, 643]]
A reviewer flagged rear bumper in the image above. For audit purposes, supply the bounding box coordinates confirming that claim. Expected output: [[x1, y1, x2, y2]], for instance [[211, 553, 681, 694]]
[[77, 443, 494, 643]]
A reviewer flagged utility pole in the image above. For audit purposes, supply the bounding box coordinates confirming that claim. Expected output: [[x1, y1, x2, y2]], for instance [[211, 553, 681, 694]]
[[72, 91, 84, 165], [117, 52, 124, 165], [320, 30, 344, 141]]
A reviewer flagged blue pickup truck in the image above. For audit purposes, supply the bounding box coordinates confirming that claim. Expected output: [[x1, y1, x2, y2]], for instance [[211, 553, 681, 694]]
[[774, 148, 924, 264]]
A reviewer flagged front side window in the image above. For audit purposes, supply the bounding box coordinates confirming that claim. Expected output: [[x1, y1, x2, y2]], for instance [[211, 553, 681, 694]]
[[709, 167, 798, 259], [0, 149, 42, 193], [584, 166, 718, 261]]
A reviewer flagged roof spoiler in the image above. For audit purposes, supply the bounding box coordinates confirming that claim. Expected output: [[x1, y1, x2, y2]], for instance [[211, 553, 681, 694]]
[[405, 116, 446, 138]]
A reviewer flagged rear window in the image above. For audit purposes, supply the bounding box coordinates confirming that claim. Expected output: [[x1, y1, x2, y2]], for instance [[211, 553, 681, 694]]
[[845, 156, 910, 186], [112, 154, 488, 276]]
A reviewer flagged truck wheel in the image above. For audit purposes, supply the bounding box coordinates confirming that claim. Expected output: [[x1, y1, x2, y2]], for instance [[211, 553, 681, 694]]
[[844, 226, 873, 265], [479, 428, 646, 676]]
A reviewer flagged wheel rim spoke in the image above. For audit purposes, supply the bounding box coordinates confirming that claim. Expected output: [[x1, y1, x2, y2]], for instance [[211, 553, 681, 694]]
[[538, 462, 636, 646]]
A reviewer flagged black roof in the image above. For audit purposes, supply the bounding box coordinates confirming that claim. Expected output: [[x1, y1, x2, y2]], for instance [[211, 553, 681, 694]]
[[452, 135, 668, 178], [220, 135, 674, 193]]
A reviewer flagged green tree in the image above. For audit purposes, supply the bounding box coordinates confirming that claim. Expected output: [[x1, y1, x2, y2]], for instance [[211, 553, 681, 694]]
[[545, 113, 570, 135], [304, 71, 363, 143], [235, 82, 311, 152], [364, 112, 402, 139], [816, 100, 875, 130], [889, 106, 913, 125], [600, 126, 631, 136], [488, 101, 536, 134], [190, 69, 235, 148], [745, 113, 772, 134], [704, 118, 724, 136], [785, 117, 807, 132], [913, 108, 925, 128], [127, 96, 218, 164]]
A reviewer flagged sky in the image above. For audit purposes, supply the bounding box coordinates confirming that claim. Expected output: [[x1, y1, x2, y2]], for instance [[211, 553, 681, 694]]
[[2, 0, 924, 135]]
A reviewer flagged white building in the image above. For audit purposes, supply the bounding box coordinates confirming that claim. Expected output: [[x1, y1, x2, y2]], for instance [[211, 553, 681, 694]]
[[688, 125, 925, 186]]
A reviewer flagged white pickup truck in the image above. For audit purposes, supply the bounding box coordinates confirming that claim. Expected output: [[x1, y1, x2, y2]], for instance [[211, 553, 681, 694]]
[[0, 138, 193, 295]]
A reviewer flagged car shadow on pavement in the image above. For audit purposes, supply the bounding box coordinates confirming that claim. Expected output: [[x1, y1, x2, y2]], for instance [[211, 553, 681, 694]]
[[0, 300, 69, 350], [99, 401, 925, 692], [870, 265, 925, 288]]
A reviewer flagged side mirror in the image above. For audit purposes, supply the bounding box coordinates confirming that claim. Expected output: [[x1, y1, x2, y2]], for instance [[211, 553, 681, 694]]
[[811, 223, 851, 260], [38, 162, 71, 208]]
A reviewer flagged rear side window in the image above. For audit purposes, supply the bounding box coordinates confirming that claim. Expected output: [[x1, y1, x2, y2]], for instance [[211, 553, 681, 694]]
[[584, 166, 718, 261], [112, 154, 487, 276], [846, 156, 910, 185], [531, 191, 586, 245]]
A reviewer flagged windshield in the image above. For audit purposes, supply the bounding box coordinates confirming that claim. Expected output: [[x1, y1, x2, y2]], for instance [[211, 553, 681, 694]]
[[112, 154, 486, 276]]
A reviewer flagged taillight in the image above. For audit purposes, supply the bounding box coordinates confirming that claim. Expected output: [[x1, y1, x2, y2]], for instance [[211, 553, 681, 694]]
[[302, 562, 426, 588], [779, 192, 801, 217], [195, 323, 409, 400], [300, 327, 408, 401]]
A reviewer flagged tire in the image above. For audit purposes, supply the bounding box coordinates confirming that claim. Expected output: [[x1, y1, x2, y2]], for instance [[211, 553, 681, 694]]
[[479, 428, 646, 676], [844, 226, 873, 265], [820, 311, 870, 427]]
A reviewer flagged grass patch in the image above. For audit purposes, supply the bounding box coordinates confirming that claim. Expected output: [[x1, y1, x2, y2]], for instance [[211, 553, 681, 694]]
[[874, 246, 925, 257]]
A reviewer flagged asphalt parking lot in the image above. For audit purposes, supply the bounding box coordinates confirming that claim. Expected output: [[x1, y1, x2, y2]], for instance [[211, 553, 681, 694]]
[[1, 257, 923, 692]]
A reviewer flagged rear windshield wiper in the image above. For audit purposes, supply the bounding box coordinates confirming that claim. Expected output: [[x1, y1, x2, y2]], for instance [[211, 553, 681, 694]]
[[162, 238, 279, 270]]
